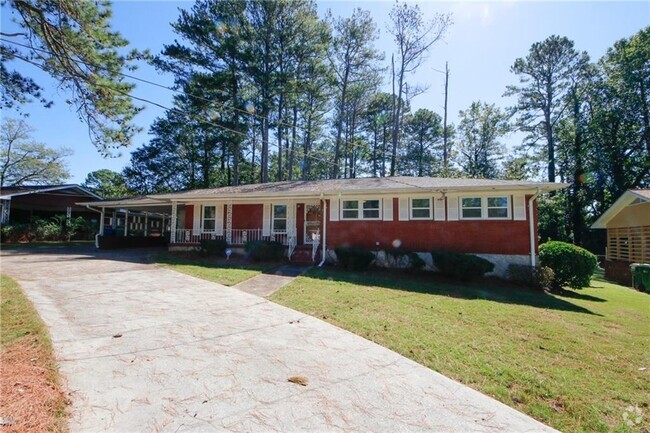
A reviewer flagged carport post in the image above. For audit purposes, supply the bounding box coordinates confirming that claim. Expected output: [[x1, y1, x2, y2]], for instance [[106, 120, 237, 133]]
[[124, 210, 129, 237], [170, 201, 177, 243], [144, 212, 149, 236], [99, 208, 105, 236]]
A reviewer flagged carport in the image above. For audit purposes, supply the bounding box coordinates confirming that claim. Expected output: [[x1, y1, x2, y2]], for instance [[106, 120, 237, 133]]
[[79, 196, 177, 248]]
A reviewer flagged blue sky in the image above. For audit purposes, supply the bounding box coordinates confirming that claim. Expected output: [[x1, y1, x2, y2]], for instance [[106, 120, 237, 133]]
[[1, 1, 648, 184]]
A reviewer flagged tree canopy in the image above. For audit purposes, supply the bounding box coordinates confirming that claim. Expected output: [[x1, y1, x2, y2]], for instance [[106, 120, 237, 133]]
[[1, 0, 142, 154], [0, 118, 71, 187]]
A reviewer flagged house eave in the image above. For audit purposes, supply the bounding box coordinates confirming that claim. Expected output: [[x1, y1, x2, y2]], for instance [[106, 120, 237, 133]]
[[591, 189, 650, 229], [152, 183, 568, 202]]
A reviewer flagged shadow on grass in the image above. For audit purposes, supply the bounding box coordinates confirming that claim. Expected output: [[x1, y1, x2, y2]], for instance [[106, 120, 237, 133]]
[[303, 266, 603, 316], [553, 288, 606, 303], [152, 252, 278, 273]]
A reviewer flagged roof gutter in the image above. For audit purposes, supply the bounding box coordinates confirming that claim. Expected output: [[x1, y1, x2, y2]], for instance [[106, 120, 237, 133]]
[[528, 188, 541, 267]]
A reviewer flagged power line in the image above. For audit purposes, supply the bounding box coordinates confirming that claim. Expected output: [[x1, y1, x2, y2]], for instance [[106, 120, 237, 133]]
[[4, 37, 434, 184]]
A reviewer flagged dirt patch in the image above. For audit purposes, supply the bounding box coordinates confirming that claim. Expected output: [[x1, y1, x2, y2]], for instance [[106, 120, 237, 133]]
[[0, 336, 70, 432]]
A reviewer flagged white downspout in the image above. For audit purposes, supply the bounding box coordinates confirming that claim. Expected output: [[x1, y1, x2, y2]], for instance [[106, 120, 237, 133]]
[[528, 188, 541, 267], [319, 196, 327, 267], [85, 205, 103, 249]]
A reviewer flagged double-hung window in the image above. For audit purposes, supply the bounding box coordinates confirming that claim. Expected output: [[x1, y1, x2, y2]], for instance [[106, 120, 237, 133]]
[[203, 206, 216, 231], [461, 197, 482, 219], [362, 200, 380, 219], [341, 200, 359, 219], [410, 198, 432, 219], [273, 204, 287, 232], [341, 199, 381, 220], [487, 197, 509, 218], [460, 196, 510, 219]]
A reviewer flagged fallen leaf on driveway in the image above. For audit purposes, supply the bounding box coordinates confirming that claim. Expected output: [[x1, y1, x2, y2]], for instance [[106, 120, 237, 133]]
[[288, 376, 308, 386]]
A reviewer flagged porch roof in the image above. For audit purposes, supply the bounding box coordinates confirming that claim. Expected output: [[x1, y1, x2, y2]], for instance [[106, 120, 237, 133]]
[[78, 177, 568, 207]]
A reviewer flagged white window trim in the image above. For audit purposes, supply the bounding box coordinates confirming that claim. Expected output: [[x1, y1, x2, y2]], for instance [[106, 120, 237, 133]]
[[340, 198, 382, 221], [486, 196, 511, 220], [202, 205, 217, 232], [459, 196, 511, 220], [409, 197, 433, 220], [272, 203, 288, 233]]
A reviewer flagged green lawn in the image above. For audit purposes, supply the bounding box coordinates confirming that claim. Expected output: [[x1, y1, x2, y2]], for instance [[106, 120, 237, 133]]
[[270, 268, 650, 433], [153, 253, 277, 286]]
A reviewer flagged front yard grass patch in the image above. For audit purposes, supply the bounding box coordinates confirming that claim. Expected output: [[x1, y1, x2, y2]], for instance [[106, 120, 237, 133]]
[[153, 252, 278, 286], [270, 268, 650, 433], [1, 274, 69, 432]]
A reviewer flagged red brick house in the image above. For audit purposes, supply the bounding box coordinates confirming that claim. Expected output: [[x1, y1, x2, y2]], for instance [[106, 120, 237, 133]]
[[81, 177, 565, 276], [591, 189, 650, 285]]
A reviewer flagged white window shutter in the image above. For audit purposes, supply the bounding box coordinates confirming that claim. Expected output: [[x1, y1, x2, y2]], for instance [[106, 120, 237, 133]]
[[383, 198, 394, 221], [434, 197, 445, 221], [513, 195, 526, 221], [329, 199, 339, 221], [447, 196, 459, 221], [215, 204, 224, 236], [262, 203, 271, 236], [398, 197, 409, 221], [192, 204, 201, 235]]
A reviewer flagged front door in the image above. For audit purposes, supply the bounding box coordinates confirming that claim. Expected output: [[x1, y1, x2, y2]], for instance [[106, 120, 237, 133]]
[[304, 202, 322, 245]]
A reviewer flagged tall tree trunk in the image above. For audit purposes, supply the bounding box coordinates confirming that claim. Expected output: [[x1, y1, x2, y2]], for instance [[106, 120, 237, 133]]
[[332, 71, 349, 179], [277, 94, 284, 181], [442, 62, 450, 175], [231, 66, 240, 186], [571, 90, 585, 245], [391, 57, 405, 176], [288, 103, 298, 181], [372, 118, 378, 177]]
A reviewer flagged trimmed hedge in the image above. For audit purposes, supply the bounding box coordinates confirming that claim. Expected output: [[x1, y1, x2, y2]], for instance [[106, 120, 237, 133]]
[[199, 239, 228, 257], [539, 241, 597, 290], [335, 247, 375, 271], [507, 264, 555, 290], [245, 240, 285, 262], [431, 250, 494, 280]]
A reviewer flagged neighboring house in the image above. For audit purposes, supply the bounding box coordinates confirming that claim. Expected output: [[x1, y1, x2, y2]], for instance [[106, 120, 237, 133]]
[[0, 184, 101, 224], [79, 176, 566, 276], [591, 189, 650, 285]]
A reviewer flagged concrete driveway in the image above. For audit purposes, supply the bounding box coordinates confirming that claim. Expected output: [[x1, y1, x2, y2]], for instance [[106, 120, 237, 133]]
[[1, 247, 556, 432]]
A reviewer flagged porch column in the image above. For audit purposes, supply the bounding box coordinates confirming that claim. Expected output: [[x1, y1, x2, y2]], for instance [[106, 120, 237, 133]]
[[226, 203, 233, 244], [99, 207, 105, 236], [144, 212, 148, 237], [124, 210, 129, 237], [112, 210, 117, 229], [170, 202, 178, 243], [162, 215, 166, 235]]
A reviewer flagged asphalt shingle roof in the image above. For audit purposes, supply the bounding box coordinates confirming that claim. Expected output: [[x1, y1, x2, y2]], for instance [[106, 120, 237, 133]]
[[156, 176, 566, 199]]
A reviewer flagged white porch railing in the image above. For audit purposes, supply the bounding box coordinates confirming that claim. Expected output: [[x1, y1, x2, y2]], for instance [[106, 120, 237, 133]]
[[172, 228, 289, 246], [230, 229, 263, 245]]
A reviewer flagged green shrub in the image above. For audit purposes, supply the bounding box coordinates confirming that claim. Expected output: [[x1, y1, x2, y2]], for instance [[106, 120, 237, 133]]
[[199, 239, 228, 257], [385, 249, 426, 270], [507, 264, 555, 290], [431, 250, 494, 280], [539, 241, 597, 290], [335, 247, 375, 271], [245, 240, 285, 262]]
